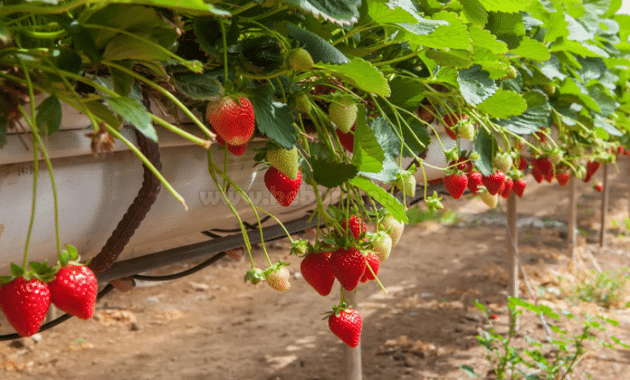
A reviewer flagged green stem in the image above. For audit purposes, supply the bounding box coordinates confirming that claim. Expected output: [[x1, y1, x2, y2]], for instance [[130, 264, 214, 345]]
[[219, 18, 230, 85], [106, 125, 189, 210], [150, 115, 210, 148]]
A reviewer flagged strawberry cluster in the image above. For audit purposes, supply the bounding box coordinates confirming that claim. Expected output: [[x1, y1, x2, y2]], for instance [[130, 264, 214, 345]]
[[0, 245, 97, 337]]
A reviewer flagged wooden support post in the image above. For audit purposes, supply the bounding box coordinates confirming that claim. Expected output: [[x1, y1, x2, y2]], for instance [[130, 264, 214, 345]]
[[568, 176, 577, 264], [343, 289, 362, 380], [507, 195, 519, 328], [599, 164, 609, 248]]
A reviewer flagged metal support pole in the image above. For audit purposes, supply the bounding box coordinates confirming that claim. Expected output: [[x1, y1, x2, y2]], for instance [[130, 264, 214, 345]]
[[568, 177, 577, 264], [599, 164, 609, 248], [343, 289, 362, 380], [507, 195, 519, 328]]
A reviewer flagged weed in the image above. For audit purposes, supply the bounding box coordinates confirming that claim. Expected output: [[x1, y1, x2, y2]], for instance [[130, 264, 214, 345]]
[[406, 206, 459, 226], [571, 268, 630, 309]]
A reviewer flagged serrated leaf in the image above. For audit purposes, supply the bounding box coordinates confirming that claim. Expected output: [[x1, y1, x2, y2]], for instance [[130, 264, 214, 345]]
[[588, 85, 617, 116], [110, 62, 133, 97], [559, 78, 600, 111], [281, 0, 361, 25], [349, 177, 408, 223], [319, 57, 390, 97], [36, 94, 62, 135], [594, 114, 621, 136], [371, 117, 402, 159], [458, 65, 498, 106], [84, 100, 121, 129], [550, 40, 609, 57], [511, 36, 551, 61], [405, 11, 471, 50], [426, 49, 474, 68], [477, 0, 530, 13], [469, 25, 508, 54], [537, 55, 567, 81], [250, 85, 298, 149], [545, 10, 569, 43], [478, 89, 527, 118], [106, 96, 157, 142], [460, 365, 479, 378], [460, 0, 488, 25], [51, 48, 82, 74], [352, 106, 384, 173], [388, 76, 426, 112], [103, 35, 170, 62], [498, 91, 551, 134], [368, 1, 418, 23], [361, 157, 401, 182], [286, 22, 348, 65], [311, 158, 358, 187], [473, 128, 497, 176], [174, 73, 223, 100]]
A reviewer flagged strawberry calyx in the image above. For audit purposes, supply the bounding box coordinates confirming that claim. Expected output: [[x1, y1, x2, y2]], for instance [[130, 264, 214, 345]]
[[322, 301, 354, 320], [243, 267, 265, 285], [263, 260, 291, 279], [290, 239, 311, 257]]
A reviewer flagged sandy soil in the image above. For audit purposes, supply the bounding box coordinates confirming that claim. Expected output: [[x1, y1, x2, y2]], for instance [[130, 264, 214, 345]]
[[1, 160, 630, 380]]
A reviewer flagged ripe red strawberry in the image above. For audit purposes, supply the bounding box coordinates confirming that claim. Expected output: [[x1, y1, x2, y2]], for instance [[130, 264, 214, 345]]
[[266, 266, 291, 291], [329, 97, 358, 133], [453, 158, 473, 174], [225, 248, 244, 260], [556, 169, 570, 187], [535, 131, 546, 143], [328, 306, 362, 348], [617, 146, 624, 155], [443, 113, 467, 140], [531, 167, 544, 183], [0, 277, 51, 336], [513, 179, 527, 197], [467, 171, 483, 195], [584, 161, 601, 182], [267, 145, 299, 180], [216, 134, 247, 156], [544, 171, 554, 183], [381, 215, 404, 247], [500, 178, 514, 199], [444, 172, 468, 200], [490, 313, 498, 320], [482, 171, 506, 195], [416, 104, 435, 123], [264, 167, 302, 207], [340, 215, 367, 240], [300, 252, 335, 296], [444, 126, 457, 140], [371, 231, 392, 262], [594, 182, 603, 193], [206, 96, 255, 146], [336, 126, 355, 152], [329, 247, 366, 291], [518, 157, 528, 171], [534, 157, 554, 178], [360, 252, 380, 283], [49, 265, 98, 320]]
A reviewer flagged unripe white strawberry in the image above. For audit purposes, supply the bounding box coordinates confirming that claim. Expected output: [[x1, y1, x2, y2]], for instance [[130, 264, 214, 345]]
[[329, 97, 358, 133], [479, 191, 498, 208], [381, 215, 404, 247], [267, 145, 299, 180], [371, 231, 393, 262], [266, 266, 291, 292], [493, 152, 513, 173], [394, 173, 416, 198], [457, 122, 475, 140]]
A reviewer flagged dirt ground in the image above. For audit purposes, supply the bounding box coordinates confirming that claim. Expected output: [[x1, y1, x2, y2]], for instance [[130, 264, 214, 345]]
[[1, 160, 630, 380]]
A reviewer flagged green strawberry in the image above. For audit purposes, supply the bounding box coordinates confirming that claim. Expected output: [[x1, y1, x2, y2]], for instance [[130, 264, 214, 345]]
[[479, 191, 498, 208], [394, 171, 416, 198], [371, 231, 392, 262], [492, 153, 513, 173], [381, 215, 404, 247], [457, 122, 475, 140], [267, 145, 299, 180], [329, 97, 358, 133], [288, 48, 315, 70], [504, 66, 518, 80], [294, 93, 311, 114]]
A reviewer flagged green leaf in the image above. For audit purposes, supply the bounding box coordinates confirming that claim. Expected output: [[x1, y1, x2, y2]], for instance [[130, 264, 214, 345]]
[[460, 365, 479, 378], [594, 114, 621, 136], [460, 0, 488, 25], [349, 177, 408, 223], [477, 89, 527, 118], [36, 94, 62, 135], [545, 10, 569, 43], [250, 85, 298, 149], [510, 36, 551, 61], [371, 117, 402, 159], [458, 65, 498, 106], [319, 57, 390, 97], [10, 263, 24, 278], [368, 1, 418, 23], [387, 76, 426, 112], [550, 40, 609, 57], [352, 106, 384, 173], [405, 11, 471, 50], [174, 73, 223, 101], [361, 157, 401, 182], [426, 49, 473, 68], [537, 55, 567, 81], [588, 85, 617, 116], [469, 25, 508, 54], [477, 0, 530, 13], [499, 91, 551, 134], [559, 78, 600, 111], [51, 48, 82, 74], [473, 128, 497, 176], [50, 14, 101, 63], [286, 22, 348, 65], [106, 96, 157, 142], [282, 0, 361, 25], [103, 35, 170, 62], [110, 63, 133, 97], [84, 100, 120, 129], [311, 158, 358, 188]]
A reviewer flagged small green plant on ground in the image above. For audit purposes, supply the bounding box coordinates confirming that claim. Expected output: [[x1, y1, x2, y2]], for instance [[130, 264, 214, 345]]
[[461, 297, 629, 379], [406, 206, 459, 226], [570, 268, 630, 309], [610, 218, 630, 238]]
